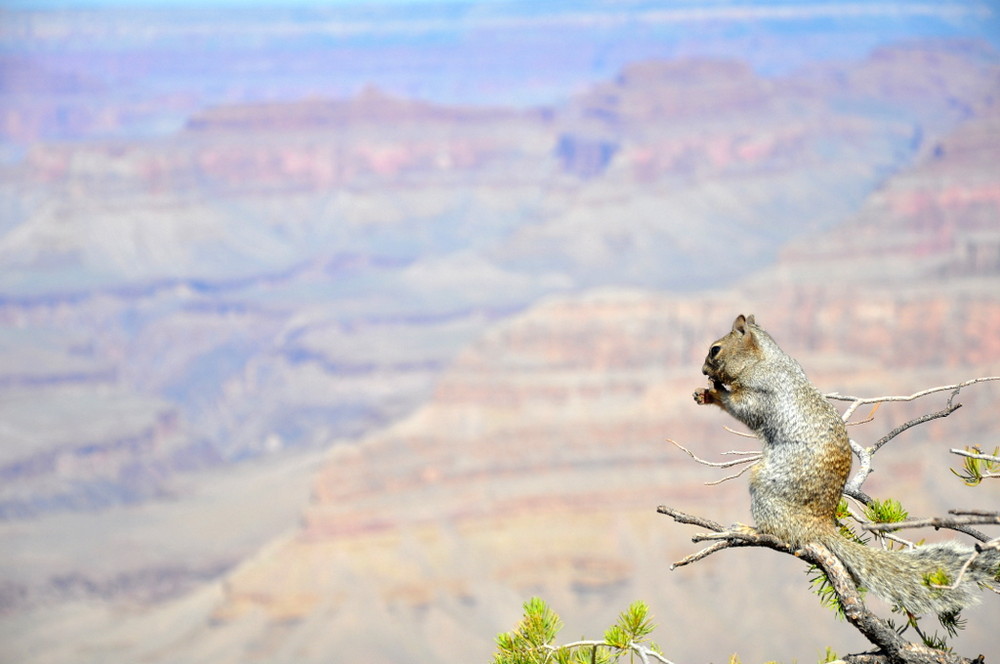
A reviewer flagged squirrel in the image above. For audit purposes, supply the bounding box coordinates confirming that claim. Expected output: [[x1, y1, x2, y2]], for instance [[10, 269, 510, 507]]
[[692, 313, 999, 616]]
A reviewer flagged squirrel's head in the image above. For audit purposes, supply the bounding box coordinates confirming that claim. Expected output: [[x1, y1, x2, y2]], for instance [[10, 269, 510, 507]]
[[701, 314, 760, 386]]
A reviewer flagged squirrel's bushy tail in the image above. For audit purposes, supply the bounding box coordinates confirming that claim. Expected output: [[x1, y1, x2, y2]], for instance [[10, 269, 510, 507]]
[[821, 533, 1000, 616]]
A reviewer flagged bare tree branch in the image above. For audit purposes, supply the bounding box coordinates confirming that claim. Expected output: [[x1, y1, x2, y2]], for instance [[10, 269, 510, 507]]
[[951, 509, 1000, 517], [655, 506, 723, 532], [668, 540, 732, 568], [869, 402, 962, 455], [541, 641, 677, 664], [657, 505, 984, 663], [704, 463, 755, 486], [655, 506, 794, 567], [800, 541, 910, 661], [845, 438, 875, 500], [665, 438, 759, 469], [837, 378, 996, 503], [847, 402, 883, 427], [862, 513, 1000, 532], [722, 425, 758, 439], [949, 450, 1000, 463], [844, 401, 962, 494], [826, 375, 1000, 409]]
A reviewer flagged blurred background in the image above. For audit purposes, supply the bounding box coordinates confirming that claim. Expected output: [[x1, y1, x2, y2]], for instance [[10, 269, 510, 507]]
[[1, 1, 999, 662]]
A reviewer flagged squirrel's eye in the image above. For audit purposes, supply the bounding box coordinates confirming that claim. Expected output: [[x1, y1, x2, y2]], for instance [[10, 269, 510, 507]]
[[709, 345, 722, 358]]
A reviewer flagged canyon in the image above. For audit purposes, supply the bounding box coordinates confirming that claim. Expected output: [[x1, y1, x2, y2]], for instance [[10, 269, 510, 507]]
[[188, 109, 1000, 660], [1, 4, 999, 663], [7, 42, 994, 524]]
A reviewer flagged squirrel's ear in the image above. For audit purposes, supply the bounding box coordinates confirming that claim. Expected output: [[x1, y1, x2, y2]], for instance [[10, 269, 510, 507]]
[[732, 314, 748, 334], [746, 314, 756, 326]]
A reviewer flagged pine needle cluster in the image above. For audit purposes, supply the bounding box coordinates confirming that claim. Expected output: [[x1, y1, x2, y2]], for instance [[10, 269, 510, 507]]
[[950, 445, 1000, 486], [493, 599, 665, 664]]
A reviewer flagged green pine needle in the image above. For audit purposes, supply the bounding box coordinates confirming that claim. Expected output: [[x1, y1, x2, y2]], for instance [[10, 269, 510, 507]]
[[863, 497, 909, 525], [950, 445, 1000, 486]]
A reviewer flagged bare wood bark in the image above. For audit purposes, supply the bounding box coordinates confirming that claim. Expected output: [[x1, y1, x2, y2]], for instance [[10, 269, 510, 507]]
[[862, 513, 1000, 533], [657, 505, 985, 664]]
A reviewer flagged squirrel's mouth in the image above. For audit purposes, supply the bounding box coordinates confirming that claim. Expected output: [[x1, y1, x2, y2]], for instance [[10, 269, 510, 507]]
[[702, 360, 724, 380], [702, 363, 731, 390]]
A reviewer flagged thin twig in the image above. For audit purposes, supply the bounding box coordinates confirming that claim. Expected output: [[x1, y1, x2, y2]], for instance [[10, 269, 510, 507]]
[[723, 425, 758, 439], [655, 506, 792, 563], [950, 509, 1000, 517], [655, 505, 724, 532], [862, 514, 1000, 532], [543, 641, 676, 664], [870, 402, 962, 455], [669, 541, 731, 568], [879, 531, 917, 550], [950, 449, 1000, 463], [846, 402, 882, 427], [845, 438, 874, 497], [705, 463, 755, 486], [826, 376, 1000, 405], [927, 540, 1000, 592], [843, 400, 963, 496], [665, 438, 759, 468]]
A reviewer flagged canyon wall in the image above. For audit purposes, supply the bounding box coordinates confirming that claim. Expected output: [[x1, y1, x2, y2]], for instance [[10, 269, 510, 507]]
[[1, 10, 999, 662], [36, 95, 1000, 664]]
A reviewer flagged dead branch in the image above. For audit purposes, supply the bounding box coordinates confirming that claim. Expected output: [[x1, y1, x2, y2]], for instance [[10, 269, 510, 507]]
[[870, 401, 963, 454], [704, 463, 755, 486], [845, 438, 875, 500], [655, 506, 723, 532], [952, 509, 1000, 517], [655, 506, 793, 568], [846, 402, 882, 426], [826, 375, 1000, 421], [861, 512, 1000, 542], [722, 425, 758, 439], [657, 505, 983, 663], [949, 449, 1000, 463], [800, 541, 910, 661], [665, 438, 759, 468], [844, 399, 964, 500]]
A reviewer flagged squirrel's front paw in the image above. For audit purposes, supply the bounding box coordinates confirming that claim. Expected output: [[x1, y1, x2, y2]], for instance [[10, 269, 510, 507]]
[[693, 388, 714, 405]]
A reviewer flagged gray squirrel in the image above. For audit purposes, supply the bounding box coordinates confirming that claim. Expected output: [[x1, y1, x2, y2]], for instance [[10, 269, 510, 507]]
[[693, 314, 999, 616]]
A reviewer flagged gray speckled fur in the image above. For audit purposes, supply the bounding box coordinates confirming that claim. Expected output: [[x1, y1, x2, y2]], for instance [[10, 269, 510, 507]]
[[696, 315, 1000, 616]]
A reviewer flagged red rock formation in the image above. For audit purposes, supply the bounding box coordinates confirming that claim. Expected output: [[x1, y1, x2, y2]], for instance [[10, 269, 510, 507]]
[[22, 91, 553, 195], [776, 105, 1000, 282], [6, 46, 1000, 663], [203, 103, 1000, 662]]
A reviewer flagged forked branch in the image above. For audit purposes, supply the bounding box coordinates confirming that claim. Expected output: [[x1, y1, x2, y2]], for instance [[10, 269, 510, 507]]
[[656, 505, 985, 664]]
